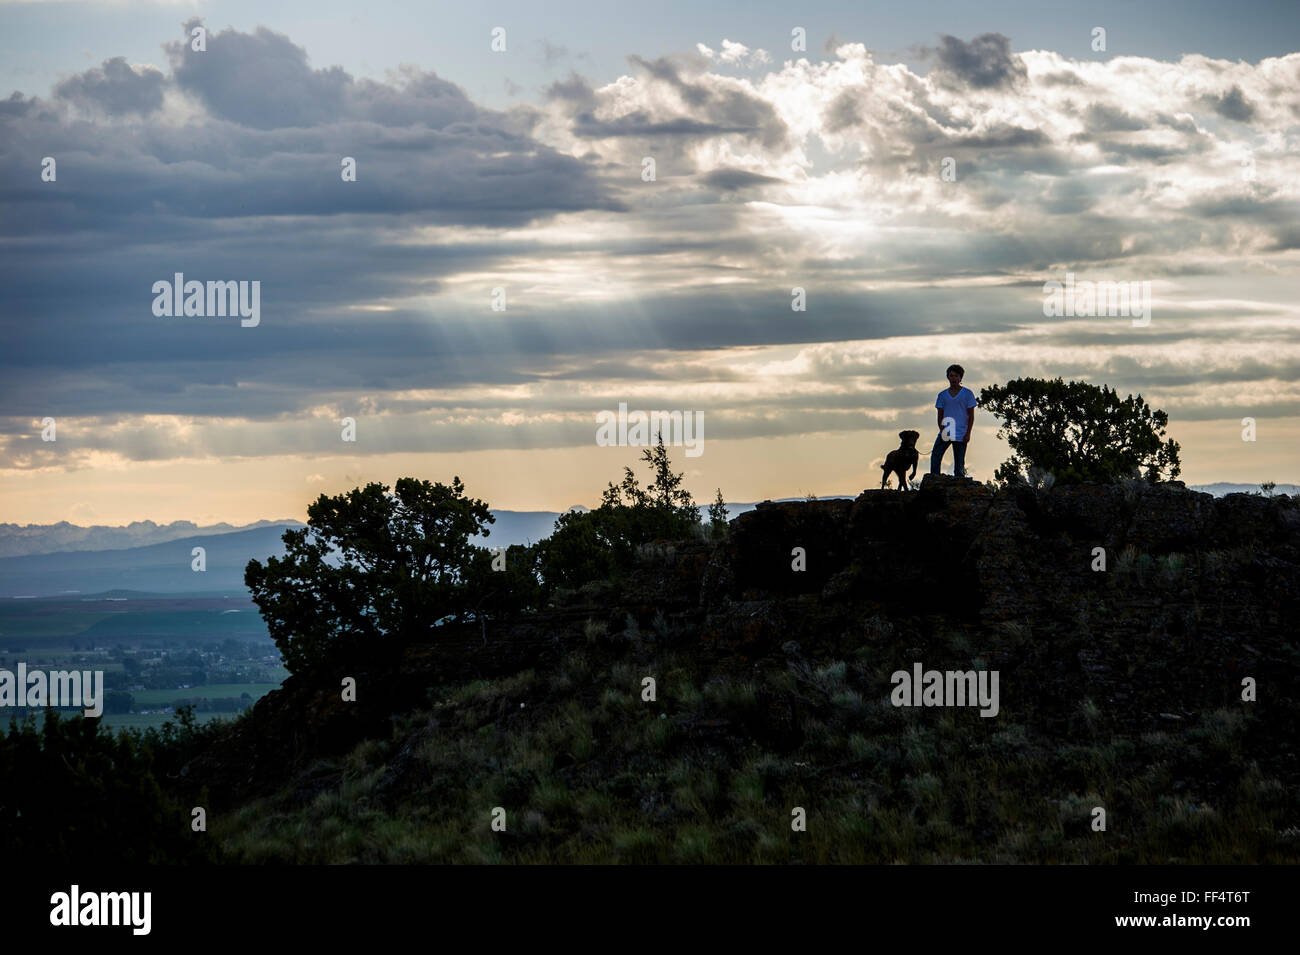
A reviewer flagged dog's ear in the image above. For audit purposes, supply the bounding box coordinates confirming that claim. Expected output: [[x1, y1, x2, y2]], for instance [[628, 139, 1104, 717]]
[[898, 431, 907, 440]]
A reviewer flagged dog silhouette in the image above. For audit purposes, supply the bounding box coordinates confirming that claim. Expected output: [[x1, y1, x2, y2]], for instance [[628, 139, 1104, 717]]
[[880, 430, 921, 490]]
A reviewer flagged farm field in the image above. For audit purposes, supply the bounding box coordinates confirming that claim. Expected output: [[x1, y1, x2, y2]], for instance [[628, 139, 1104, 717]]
[[131, 682, 283, 706], [8, 679, 283, 734]]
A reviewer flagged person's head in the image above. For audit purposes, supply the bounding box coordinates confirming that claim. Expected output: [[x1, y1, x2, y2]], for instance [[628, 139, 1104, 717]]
[[946, 364, 964, 387]]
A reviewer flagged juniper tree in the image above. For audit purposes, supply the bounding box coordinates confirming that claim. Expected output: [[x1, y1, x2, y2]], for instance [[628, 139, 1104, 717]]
[[979, 377, 1181, 485], [244, 476, 496, 674]]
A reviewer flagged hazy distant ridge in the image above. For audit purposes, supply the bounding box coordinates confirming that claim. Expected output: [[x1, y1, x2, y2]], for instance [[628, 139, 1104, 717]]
[[3, 484, 1291, 596], [0, 519, 306, 558], [6, 484, 1291, 558]]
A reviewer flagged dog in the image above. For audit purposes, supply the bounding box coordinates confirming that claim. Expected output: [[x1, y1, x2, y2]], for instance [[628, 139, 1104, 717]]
[[880, 430, 921, 490]]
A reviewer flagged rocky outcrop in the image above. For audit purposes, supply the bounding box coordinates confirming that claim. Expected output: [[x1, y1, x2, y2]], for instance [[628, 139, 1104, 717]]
[[702, 474, 1300, 641], [184, 476, 1300, 805]]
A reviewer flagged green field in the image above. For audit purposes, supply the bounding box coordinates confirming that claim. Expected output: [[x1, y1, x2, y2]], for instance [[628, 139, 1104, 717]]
[[3, 681, 282, 734], [80, 610, 268, 639], [3, 652, 125, 669], [0, 610, 120, 640], [131, 682, 282, 706], [0, 596, 272, 648]]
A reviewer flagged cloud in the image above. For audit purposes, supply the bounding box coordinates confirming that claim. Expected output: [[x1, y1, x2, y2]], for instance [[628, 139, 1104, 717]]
[[53, 56, 165, 116], [1083, 103, 1147, 132], [0, 24, 625, 237], [614, 53, 789, 149], [545, 72, 598, 109], [541, 40, 569, 68], [167, 19, 350, 129], [929, 33, 1027, 89], [4, 24, 1300, 474], [695, 39, 771, 68], [698, 167, 784, 190], [1204, 84, 1256, 122]]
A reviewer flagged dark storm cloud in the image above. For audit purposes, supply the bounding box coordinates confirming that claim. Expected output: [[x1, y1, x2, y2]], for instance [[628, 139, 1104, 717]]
[[1083, 103, 1147, 133], [1187, 194, 1283, 218], [1185, 194, 1300, 249], [0, 20, 642, 441], [1100, 141, 1197, 164], [1266, 226, 1300, 251], [545, 72, 598, 110], [823, 90, 861, 132], [0, 284, 1021, 421], [0, 91, 35, 117], [571, 110, 754, 138], [3, 22, 1296, 467], [167, 19, 351, 129], [698, 168, 783, 190], [53, 57, 165, 116], [951, 126, 1047, 148], [929, 33, 1027, 89], [0, 23, 625, 233], [610, 54, 789, 149], [1204, 84, 1257, 122]]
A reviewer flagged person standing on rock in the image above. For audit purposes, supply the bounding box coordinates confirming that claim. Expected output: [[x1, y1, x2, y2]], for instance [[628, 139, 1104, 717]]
[[930, 364, 977, 478]]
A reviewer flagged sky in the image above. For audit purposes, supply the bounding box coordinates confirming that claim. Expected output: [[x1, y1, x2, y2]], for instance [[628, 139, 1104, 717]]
[[2, 0, 1298, 525]]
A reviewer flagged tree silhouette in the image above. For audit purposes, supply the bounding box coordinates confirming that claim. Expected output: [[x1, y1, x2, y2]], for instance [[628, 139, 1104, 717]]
[[539, 430, 707, 594], [245, 476, 494, 674], [708, 488, 730, 540], [979, 377, 1181, 485]]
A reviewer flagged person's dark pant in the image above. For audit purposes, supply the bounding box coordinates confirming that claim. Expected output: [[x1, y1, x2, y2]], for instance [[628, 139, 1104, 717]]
[[930, 433, 967, 477]]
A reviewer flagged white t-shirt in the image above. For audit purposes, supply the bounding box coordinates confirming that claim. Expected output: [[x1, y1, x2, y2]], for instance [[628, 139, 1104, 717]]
[[936, 387, 977, 440]]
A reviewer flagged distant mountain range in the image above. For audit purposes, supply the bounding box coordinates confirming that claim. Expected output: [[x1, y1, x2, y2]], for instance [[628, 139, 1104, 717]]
[[0, 484, 1291, 598], [0, 526, 298, 597], [0, 518, 305, 558], [1186, 483, 1298, 498]]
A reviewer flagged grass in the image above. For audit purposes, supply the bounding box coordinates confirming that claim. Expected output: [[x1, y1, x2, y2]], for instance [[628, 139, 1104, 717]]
[[197, 511, 1299, 865], [209, 629, 1295, 864]]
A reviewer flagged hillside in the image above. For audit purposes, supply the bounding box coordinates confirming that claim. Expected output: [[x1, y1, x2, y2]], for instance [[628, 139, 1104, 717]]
[[145, 475, 1300, 864]]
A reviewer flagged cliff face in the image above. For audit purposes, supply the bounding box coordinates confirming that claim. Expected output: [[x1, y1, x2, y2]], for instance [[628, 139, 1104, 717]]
[[185, 475, 1300, 815]]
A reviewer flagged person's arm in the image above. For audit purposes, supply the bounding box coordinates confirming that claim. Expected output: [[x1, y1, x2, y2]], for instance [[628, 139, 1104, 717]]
[[936, 407, 944, 430], [962, 406, 975, 443]]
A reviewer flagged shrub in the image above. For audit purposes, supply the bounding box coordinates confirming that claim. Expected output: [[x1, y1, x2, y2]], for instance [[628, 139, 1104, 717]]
[[980, 377, 1181, 485], [536, 431, 708, 595]]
